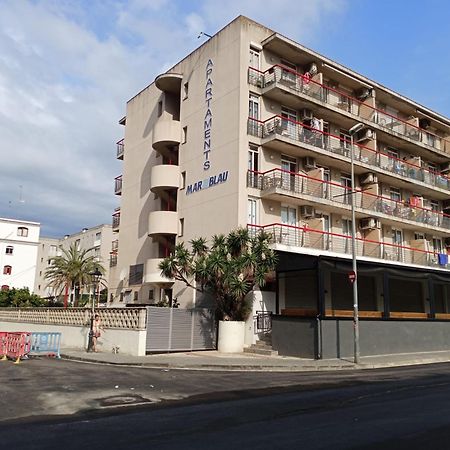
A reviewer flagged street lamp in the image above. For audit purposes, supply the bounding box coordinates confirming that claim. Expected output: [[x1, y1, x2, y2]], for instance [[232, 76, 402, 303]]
[[349, 122, 364, 364], [87, 267, 102, 352]]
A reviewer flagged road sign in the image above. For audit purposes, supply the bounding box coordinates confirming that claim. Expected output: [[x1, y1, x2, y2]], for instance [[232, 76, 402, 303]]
[[348, 271, 356, 284]]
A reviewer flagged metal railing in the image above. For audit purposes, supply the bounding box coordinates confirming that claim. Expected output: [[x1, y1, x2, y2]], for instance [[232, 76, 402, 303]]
[[254, 311, 272, 333], [248, 65, 450, 153], [248, 169, 450, 230], [114, 175, 123, 194], [247, 115, 450, 192], [116, 138, 124, 158], [248, 223, 448, 270], [0, 308, 147, 329]]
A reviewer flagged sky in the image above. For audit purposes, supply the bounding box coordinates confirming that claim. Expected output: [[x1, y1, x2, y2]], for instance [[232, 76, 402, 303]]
[[1, 0, 449, 237]]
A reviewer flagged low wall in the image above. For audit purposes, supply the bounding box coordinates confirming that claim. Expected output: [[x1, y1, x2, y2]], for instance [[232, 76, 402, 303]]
[[272, 316, 450, 359], [0, 308, 148, 356]]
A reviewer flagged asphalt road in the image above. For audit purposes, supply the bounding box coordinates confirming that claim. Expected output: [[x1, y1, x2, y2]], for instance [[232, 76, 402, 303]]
[[2, 359, 450, 449]]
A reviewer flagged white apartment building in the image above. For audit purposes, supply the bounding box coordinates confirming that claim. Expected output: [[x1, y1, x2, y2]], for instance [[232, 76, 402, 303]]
[[0, 217, 40, 292], [34, 224, 113, 300], [109, 16, 450, 357]]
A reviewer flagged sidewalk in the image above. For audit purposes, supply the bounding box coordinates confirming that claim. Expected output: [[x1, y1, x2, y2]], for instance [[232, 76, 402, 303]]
[[60, 348, 450, 372]]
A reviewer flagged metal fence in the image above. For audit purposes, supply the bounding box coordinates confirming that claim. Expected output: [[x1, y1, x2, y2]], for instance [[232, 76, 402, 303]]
[[146, 307, 216, 352]]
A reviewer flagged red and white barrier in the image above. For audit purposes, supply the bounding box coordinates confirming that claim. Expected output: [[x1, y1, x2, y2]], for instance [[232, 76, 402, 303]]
[[1, 332, 31, 364]]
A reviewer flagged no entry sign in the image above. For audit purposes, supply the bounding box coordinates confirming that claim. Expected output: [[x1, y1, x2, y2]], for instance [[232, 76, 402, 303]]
[[348, 271, 356, 284]]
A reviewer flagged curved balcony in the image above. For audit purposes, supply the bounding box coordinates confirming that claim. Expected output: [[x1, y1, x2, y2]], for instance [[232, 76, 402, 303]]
[[150, 165, 180, 193], [155, 72, 183, 94], [145, 258, 174, 284], [148, 211, 178, 237], [152, 119, 181, 152]]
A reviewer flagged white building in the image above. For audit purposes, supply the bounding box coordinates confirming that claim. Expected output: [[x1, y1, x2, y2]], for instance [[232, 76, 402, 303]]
[[0, 217, 40, 292]]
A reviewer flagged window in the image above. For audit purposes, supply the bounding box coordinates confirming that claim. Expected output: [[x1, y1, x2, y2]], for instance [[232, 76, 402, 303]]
[[95, 232, 101, 240], [49, 245, 57, 255], [281, 205, 297, 225], [248, 94, 259, 120], [75, 239, 80, 249], [181, 171, 186, 190], [149, 289, 154, 301], [248, 145, 259, 188], [414, 233, 425, 240], [119, 292, 124, 302], [341, 174, 352, 204], [182, 126, 187, 143], [17, 227, 28, 237], [129, 264, 144, 285], [432, 237, 443, 254], [179, 218, 184, 237], [3, 265, 12, 275], [133, 291, 139, 302], [430, 200, 440, 212], [389, 187, 401, 202], [157, 100, 163, 117], [248, 198, 258, 225], [183, 82, 189, 99], [339, 129, 351, 150], [249, 48, 260, 70], [5, 246, 13, 255]]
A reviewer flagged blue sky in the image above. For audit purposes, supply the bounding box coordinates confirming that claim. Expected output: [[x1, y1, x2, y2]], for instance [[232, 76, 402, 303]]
[[1, 0, 449, 237]]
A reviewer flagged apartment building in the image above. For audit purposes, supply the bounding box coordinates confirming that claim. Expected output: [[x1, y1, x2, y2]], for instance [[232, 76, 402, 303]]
[[0, 217, 40, 292], [34, 224, 113, 300], [110, 16, 450, 357]]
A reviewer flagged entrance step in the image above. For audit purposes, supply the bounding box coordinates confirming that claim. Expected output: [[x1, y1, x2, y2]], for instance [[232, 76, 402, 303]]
[[244, 340, 278, 357]]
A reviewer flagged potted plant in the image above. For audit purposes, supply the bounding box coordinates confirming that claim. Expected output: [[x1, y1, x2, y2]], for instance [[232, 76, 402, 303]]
[[159, 228, 277, 352]]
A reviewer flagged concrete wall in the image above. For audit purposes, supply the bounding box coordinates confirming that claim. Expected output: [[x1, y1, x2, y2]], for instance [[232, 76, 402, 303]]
[[0, 321, 146, 356]]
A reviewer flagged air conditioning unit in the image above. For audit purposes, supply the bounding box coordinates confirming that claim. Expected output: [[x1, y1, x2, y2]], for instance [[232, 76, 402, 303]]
[[440, 162, 450, 174], [300, 205, 314, 218], [359, 217, 380, 230], [356, 87, 373, 101], [359, 172, 378, 185], [303, 156, 316, 169], [356, 128, 375, 142], [299, 108, 314, 121]]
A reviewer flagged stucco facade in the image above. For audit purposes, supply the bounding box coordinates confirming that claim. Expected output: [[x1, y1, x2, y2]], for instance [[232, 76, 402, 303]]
[[109, 16, 450, 353]]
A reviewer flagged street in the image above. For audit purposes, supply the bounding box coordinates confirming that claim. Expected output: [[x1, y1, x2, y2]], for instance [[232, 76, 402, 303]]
[[1, 359, 450, 449]]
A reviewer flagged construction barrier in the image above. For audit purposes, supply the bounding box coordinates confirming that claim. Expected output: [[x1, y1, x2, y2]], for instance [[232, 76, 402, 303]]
[[29, 332, 61, 358], [0, 332, 7, 358], [2, 332, 31, 364]]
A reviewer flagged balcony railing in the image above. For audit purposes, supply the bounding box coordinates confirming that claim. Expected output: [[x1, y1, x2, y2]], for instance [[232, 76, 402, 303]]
[[112, 210, 120, 230], [248, 223, 449, 270], [248, 65, 449, 153], [248, 115, 450, 192], [248, 169, 450, 231], [114, 175, 123, 195], [117, 139, 124, 159]]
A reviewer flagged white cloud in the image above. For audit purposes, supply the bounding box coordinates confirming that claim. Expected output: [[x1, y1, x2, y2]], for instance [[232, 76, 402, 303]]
[[0, 0, 347, 237]]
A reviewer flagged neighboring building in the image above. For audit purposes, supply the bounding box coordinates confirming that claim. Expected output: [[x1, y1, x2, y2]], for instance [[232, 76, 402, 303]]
[[0, 217, 40, 292], [34, 224, 113, 299], [109, 16, 450, 356]]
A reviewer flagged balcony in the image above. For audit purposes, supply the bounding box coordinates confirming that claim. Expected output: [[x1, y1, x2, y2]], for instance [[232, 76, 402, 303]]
[[152, 119, 181, 152], [114, 175, 123, 195], [112, 208, 120, 232], [248, 223, 449, 272], [150, 165, 180, 193], [145, 258, 174, 284], [248, 66, 450, 154], [155, 72, 183, 94], [248, 169, 450, 233], [148, 211, 178, 237], [248, 115, 450, 195], [116, 139, 124, 160], [110, 254, 118, 267]]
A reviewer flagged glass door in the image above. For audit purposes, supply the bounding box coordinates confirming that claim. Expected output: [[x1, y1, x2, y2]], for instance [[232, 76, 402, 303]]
[[281, 206, 297, 245], [281, 155, 297, 192], [392, 228, 403, 261], [248, 94, 259, 135], [281, 106, 297, 139]]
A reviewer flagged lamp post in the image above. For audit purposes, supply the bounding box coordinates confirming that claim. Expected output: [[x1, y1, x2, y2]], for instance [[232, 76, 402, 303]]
[[87, 268, 102, 352], [349, 122, 364, 364]]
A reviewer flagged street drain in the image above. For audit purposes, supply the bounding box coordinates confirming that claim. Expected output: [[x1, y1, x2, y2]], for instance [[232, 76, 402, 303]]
[[98, 395, 153, 408]]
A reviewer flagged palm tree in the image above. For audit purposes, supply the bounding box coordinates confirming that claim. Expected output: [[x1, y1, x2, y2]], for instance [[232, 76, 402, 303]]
[[45, 243, 105, 308], [159, 227, 277, 321]]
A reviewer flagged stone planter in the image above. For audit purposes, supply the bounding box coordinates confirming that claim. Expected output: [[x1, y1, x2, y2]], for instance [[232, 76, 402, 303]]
[[217, 320, 245, 353]]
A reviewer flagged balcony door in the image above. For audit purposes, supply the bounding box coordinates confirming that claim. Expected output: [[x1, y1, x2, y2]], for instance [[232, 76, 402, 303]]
[[391, 228, 403, 261], [340, 174, 352, 205], [248, 94, 259, 135], [281, 106, 297, 140], [281, 155, 297, 192], [280, 206, 297, 245]]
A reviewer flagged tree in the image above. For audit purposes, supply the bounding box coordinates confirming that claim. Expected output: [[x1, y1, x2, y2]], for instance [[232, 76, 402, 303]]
[[159, 228, 277, 321], [45, 243, 104, 307], [0, 287, 47, 307]]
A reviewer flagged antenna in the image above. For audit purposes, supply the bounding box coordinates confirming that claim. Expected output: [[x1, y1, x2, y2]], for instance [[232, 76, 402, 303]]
[[197, 31, 212, 39]]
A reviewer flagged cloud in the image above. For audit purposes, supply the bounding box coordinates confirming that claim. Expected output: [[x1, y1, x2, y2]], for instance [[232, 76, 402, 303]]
[[0, 0, 346, 237]]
